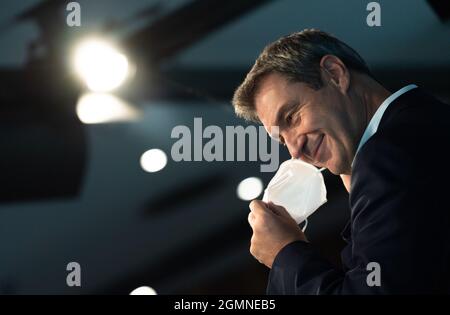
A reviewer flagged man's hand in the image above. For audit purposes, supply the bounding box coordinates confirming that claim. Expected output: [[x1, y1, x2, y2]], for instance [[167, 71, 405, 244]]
[[248, 200, 307, 268]]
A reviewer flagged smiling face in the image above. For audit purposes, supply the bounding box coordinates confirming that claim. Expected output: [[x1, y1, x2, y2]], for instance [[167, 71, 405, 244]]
[[255, 72, 360, 175]]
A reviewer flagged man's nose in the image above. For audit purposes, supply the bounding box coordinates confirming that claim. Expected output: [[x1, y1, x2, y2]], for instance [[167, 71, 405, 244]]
[[286, 142, 300, 159], [282, 133, 306, 160]]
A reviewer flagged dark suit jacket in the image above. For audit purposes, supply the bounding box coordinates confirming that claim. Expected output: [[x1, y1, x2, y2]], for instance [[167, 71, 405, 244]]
[[267, 87, 450, 294]]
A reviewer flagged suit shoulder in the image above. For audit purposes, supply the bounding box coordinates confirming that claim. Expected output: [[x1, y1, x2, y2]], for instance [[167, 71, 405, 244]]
[[354, 91, 450, 176], [353, 125, 419, 183]]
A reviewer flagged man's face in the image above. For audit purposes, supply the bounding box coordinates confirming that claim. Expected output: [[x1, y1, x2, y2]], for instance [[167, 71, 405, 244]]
[[255, 72, 358, 174]]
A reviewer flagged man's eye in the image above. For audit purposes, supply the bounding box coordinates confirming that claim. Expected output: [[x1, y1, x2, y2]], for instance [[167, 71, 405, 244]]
[[286, 113, 293, 124]]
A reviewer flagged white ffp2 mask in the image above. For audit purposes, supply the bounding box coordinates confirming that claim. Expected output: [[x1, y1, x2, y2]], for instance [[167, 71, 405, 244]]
[[262, 159, 327, 225]]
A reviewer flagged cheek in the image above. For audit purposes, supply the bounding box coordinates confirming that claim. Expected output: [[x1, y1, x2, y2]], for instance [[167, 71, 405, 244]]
[[301, 101, 334, 130], [327, 138, 341, 158], [299, 110, 321, 131], [327, 136, 350, 171]]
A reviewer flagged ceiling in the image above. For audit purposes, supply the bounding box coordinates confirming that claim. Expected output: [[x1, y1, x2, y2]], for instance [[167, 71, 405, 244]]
[[0, 0, 448, 294]]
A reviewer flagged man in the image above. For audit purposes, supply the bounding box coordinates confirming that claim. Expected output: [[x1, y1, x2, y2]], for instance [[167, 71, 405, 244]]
[[232, 29, 450, 294]]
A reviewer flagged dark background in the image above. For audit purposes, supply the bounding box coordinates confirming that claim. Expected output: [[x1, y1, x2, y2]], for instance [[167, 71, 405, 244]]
[[0, 0, 448, 294]]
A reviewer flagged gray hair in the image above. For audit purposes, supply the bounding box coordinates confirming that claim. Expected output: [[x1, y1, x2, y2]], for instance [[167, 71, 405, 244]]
[[232, 29, 373, 122]]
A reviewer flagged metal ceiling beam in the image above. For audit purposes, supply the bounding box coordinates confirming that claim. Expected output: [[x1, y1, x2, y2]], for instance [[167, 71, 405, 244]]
[[124, 0, 273, 63], [427, 0, 450, 22]]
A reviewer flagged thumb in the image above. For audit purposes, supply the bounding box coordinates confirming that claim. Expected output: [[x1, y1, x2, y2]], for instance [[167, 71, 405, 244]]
[[267, 202, 292, 218]]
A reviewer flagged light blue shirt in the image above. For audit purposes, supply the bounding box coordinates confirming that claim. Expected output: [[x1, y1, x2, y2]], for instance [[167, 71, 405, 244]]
[[352, 84, 418, 166]]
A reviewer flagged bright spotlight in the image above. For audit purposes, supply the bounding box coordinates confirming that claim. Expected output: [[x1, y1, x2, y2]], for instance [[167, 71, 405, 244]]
[[130, 286, 157, 295], [237, 177, 263, 201], [76, 92, 138, 124], [74, 39, 129, 92], [140, 149, 168, 173]]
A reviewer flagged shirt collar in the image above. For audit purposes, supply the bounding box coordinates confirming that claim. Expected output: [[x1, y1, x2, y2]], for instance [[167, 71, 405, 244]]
[[352, 84, 418, 166]]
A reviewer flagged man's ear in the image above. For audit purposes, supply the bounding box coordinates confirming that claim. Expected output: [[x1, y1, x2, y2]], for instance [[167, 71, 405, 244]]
[[320, 55, 350, 94]]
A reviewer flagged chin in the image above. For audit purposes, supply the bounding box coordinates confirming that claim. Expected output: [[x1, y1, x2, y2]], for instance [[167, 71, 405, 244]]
[[328, 167, 340, 175], [325, 160, 345, 175]]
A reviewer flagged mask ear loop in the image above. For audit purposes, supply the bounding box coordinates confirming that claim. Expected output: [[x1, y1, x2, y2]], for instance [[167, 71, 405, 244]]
[[298, 169, 315, 232], [302, 219, 308, 232], [323, 67, 340, 87]]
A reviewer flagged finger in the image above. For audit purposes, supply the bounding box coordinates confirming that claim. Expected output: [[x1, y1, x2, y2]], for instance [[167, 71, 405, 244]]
[[247, 211, 255, 227], [249, 239, 256, 257], [267, 202, 292, 218], [249, 199, 268, 215]]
